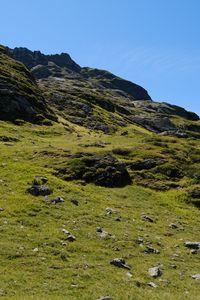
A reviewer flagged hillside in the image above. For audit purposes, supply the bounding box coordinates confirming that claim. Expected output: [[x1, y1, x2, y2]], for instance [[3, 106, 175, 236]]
[[0, 46, 56, 124], [10, 47, 200, 138], [0, 45, 199, 299]]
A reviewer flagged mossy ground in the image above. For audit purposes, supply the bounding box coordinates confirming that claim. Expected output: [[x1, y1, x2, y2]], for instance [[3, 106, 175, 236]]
[[0, 120, 199, 299]]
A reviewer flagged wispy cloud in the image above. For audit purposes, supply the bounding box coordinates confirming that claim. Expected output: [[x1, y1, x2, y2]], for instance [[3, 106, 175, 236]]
[[117, 46, 200, 74]]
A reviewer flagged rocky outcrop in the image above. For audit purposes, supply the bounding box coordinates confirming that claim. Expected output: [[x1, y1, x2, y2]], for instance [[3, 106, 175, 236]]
[[7, 45, 200, 137], [10, 47, 81, 72], [0, 45, 56, 123], [10, 47, 152, 100], [81, 67, 151, 100], [55, 153, 132, 187]]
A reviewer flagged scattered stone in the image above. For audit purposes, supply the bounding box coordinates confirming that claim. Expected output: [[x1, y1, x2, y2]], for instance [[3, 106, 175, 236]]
[[52, 196, 64, 204], [169, 223, 178, 229], [114, 247, 120, 252], [66, 234, 76, 242], [96, 227, 103, 233], [110, 258, 131, 270], [106, 207, 114, 215], [71, 199, 79, 206], [115, 217, 121, 222], [62, 229, 76, 241], [97, 296, 112, 300], [135, 238, 144, 245], [126, 272, 133, 278], [27, 185, 52, 196], [96, 227, 108, 239], [62, 229, 70, 235], [191, 249, 198, 254], [0, 208, 4, 212], [32, 247, 39, 252], [192, 274, 200, 280], [185, 242, 200, 250], [144, 246, 160, 254], [147, 282, 158, 288], [170, 264, 177, 269], [142, 215, 154, 223], [148, 266, 162, 278]]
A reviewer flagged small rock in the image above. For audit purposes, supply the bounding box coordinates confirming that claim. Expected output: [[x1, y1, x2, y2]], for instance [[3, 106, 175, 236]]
[[185, 242, 200, 250], [0, 208, 4, 212], [66, 235, 76, 242], [97, 296, 112, 300], [192, 274, 200, 280], [169, 223, 178, 229], [106, 207, 114, 215], [142, 215, 154, 223], [191, 249, 198, 254], [52, 196, 64, 204], [71, 199, 79, 206], [147, 282, 158, 288], [144, 246, 160, 254], [32, 247, 39, 252], [148, 266, 162, 278], [110, 258, 131, 270], [126, 272, 133, 278], [96, 227, 103, 233], [170, 264, 177, 269], [96, 227, 109, 239], [135, 238, 144, 245], [62, 229, 70, 235]]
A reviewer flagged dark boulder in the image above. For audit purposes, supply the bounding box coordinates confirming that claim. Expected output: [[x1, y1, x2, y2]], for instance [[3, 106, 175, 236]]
[[27, 185, 53, 196]]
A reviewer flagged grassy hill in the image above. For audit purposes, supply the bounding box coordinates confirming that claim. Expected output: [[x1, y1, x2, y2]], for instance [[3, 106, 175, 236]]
[[0, 45, 199, 299], [0, 119, 199, 299]]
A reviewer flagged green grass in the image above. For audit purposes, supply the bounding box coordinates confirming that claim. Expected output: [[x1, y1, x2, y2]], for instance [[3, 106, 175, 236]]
[[0, 120, 199, 299]]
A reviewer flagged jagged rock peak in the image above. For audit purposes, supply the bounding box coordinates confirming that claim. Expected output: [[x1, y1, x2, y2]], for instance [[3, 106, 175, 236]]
[[10, 47, 81, 72]]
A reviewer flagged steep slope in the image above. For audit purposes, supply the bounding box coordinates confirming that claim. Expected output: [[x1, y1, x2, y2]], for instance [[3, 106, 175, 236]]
[[0, 45, 199, 299], [0, 45, 56, 123], [11, 47, 200, 137], [0, 120, 199, 299]]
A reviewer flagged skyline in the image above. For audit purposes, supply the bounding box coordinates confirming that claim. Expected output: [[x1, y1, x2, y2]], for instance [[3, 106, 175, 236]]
[[1, 0, 200, 115]]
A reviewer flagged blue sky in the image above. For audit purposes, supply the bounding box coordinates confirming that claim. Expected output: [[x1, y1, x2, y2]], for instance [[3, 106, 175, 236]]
[[1, 0, 200, 114]]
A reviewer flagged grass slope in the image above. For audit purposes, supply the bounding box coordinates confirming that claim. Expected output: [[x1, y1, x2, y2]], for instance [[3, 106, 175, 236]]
[[0, 120, 199, 299]]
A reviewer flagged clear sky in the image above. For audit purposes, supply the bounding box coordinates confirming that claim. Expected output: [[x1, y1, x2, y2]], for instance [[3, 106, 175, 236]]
[[1, 0, 200, 114]]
